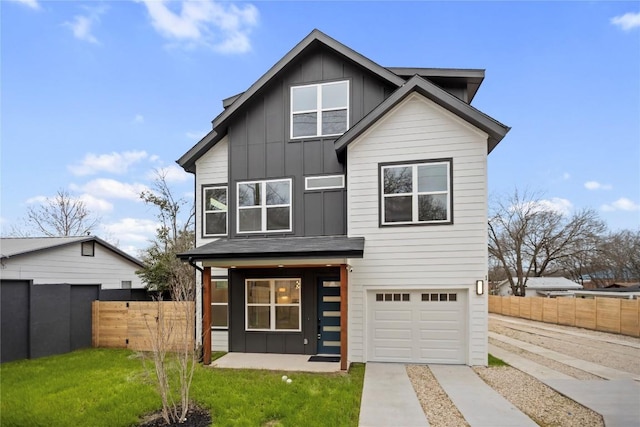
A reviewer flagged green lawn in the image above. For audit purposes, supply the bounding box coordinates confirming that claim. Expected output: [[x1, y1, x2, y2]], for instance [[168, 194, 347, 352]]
[[1, 349, 364, 427]]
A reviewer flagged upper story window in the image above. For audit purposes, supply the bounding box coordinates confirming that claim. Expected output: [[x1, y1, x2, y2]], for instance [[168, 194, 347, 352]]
[[203, 185, 228, 237], [291, 81, 349, 139], [237, 179, 292, 233], [380, 159, 452, 226], [305, 174, 345, 191]]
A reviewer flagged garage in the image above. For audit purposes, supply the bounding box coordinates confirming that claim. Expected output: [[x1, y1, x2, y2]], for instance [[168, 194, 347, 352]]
[[367, 289, 467, 364]]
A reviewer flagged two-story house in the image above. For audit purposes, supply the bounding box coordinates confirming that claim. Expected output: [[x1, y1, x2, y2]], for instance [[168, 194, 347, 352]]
[[177, 29, 509, 369]]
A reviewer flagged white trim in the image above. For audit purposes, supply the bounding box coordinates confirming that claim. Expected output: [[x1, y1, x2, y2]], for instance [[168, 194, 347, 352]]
[[245, 278, 302, 332], [203, 185, 228, 237], [290, 80, 350, 139], [237, 178, 292, 234], [381, 160, 451, 225], [304, 174, 345, 190]]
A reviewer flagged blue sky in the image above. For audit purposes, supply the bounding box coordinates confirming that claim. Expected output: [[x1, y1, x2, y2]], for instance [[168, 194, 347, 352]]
[[2, 0, 639, 256]]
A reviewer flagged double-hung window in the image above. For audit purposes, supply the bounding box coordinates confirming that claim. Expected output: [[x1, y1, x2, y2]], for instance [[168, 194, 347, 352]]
[[237, 179, 292, 233], [381, 159, 452, 225], [203, 185, 227, 236], [246, 279, 301, 331], [291, 81, 349, 138]]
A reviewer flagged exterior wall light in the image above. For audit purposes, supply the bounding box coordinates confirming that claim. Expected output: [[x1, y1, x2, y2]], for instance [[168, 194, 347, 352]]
[[476, 280, 484, 295]]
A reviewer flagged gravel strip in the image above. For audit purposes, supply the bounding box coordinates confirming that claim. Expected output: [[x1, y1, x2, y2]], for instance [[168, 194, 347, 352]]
[[490, 319, 640, 375], [406, 365, 469, 427], [489, 338, 602, 380], [474, 366, 604, 427]]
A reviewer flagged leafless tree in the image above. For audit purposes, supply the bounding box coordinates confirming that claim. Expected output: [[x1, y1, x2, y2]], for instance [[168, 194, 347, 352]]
[[12, 189, 100, 237], [137, 169, 197, 424], [488, 189, 605, 296]]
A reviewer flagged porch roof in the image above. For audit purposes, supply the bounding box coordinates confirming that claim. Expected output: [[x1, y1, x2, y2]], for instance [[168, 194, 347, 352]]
[[178, 235, 365, 262]]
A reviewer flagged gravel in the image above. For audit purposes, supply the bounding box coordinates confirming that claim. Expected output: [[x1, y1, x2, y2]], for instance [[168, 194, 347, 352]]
[[405, 315, 640, 427]]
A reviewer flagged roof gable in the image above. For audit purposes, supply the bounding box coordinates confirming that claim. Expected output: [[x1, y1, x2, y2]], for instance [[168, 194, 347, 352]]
[[0, 236, 144, 268], [334, 75, 510, 154]]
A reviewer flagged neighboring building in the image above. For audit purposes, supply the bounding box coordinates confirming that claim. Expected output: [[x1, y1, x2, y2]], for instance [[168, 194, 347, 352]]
[[177, 29, 510, 367], [0, 236, 146, 362], [497, 277, 583, 297], [0, 236, 144, 289]]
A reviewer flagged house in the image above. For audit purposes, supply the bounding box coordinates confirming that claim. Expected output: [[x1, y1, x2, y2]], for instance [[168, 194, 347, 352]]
[[0, 236, 144, 289], [0, 236, 145, 362], [497, 277, 583, 297], [177, 29, 510, 368]]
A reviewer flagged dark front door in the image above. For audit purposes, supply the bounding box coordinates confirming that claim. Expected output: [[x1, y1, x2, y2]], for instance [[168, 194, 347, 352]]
[[317, 279, 341, 355]]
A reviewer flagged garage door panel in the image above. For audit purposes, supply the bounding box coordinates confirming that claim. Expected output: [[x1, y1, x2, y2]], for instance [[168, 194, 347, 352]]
[[368, 290, 466, 364]]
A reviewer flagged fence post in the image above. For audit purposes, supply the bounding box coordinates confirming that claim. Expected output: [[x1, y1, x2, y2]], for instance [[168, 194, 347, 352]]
[[92, 301, 99, 347]]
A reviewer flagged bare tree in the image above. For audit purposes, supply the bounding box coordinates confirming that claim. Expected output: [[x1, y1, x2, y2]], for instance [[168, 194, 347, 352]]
[[137, 169, 197, 424], [488, 189, 605, 296], [13, 189, 100, 237]]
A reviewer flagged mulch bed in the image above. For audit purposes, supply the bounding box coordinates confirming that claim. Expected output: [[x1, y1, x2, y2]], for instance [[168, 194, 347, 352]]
[[138, 405, 211, 427]]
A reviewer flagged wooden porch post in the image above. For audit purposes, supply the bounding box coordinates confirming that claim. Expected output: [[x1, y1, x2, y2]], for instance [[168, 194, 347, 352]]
[[203, 266, 212, 365], [340, 264, 348, 371]]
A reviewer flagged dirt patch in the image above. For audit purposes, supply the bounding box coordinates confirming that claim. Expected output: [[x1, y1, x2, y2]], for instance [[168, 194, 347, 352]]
[[138, 405, 211, 427]]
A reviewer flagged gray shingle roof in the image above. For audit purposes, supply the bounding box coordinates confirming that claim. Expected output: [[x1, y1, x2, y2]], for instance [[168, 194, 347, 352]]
[[178, 235, 365, 261]]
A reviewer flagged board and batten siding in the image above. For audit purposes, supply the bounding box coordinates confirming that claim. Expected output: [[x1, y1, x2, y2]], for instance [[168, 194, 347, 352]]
[[194, 137, 229, 350], [346, 93, 489, 366], [0, 243, 143, 289]]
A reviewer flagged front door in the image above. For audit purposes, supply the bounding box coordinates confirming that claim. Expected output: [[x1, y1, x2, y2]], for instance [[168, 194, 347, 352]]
[[317, 279, 341, 355]]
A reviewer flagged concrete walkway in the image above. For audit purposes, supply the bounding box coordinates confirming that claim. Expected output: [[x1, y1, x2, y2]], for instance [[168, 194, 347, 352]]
[[358, 363, 429, 427], [429, 365, 537, 427], [492, 344, 640, 427]]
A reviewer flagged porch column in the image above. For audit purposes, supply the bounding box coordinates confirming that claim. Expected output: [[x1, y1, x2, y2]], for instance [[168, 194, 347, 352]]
[[202, 266, 212, 365], [340, 264, 348, 371]]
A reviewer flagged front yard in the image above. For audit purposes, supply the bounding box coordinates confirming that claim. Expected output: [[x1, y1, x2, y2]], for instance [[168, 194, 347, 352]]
[[0, 349, 364, 427]]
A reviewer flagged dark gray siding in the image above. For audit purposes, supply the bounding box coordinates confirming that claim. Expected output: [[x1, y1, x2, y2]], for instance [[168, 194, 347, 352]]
[[229, 267, 339, 355], [226, 45, 397, 238], [0, 280, 30, 362]]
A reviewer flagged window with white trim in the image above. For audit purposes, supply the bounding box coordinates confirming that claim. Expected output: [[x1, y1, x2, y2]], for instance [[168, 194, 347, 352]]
[[291, 81, 349, 138], [246, 279, 301, 331], [203, 185, 227, 236], [305, 175, 345, 191], [381, 159, 452, 225], [211, 279, 228, 329], [237, 179, 292, 233]]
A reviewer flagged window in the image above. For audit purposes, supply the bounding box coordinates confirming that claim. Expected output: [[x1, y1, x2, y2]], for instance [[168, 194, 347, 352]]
[[375, 293, 410, 302], [381, 159, 452, 225], [121, 281, 132, 289], [305, 175, 345, 191], [246, 279, 301, 331], [421, 293, 458, 302], [237, 179, 292, 233], [81, 241, 95, 257], [203, 185, 227, 236], [211, 279, 228, 329], [291, 81, 349, 138]]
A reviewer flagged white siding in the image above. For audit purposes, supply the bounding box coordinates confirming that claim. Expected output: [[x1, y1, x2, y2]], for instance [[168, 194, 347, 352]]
[[347, 93, 488, 366], [194, 137, 229, 346], [0, 243, 143, 289]]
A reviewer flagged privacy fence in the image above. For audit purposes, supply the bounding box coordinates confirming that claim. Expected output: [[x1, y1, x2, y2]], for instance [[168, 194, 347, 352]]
[[92, 301, 195, 351], [488, 295, 640, 337]]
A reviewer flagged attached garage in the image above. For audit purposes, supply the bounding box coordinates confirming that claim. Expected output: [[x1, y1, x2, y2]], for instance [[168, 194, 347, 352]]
[[367, 289, 467, 364]]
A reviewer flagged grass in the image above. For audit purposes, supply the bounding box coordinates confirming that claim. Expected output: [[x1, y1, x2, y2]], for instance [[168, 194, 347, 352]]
[[488, 353, 509, 367], [1, 349, 364, 427]]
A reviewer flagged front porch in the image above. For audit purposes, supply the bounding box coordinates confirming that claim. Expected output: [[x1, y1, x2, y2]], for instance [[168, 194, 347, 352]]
[[210, 352, 342, 373]]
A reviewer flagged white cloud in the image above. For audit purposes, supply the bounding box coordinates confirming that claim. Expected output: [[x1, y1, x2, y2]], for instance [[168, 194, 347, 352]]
[[186, 130, 208, 140], [133, 114, 145, 124], [611, 12, 640, 31], [68, 150, 149, 176], [601, 197, 640, 212], [73, 178, 150, 202], [151, 165, 191, 183], [137, 0, 259, 53], [516, 197, 573, 216], [7, 0, 40, 10], [584, 181, 613, 191], [102, 217, 159, 243], [77, 193, 114, 213], [63, 6, 107, 44]]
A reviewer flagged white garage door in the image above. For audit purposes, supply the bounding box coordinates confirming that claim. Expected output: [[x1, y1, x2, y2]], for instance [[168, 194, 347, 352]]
[[367, 290, 467, 364]]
